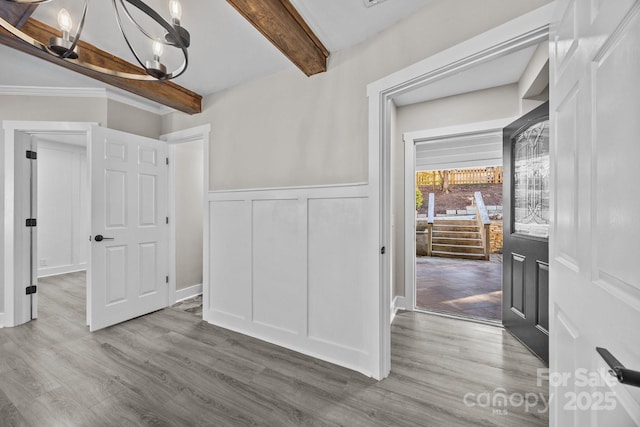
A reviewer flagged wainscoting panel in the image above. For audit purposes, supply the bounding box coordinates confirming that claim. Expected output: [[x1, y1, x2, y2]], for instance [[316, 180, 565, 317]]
[[209, 200, 252, 320], [252, 199, 305, 334], [308, 197, 367, 352], [206, 184, 372, 375]]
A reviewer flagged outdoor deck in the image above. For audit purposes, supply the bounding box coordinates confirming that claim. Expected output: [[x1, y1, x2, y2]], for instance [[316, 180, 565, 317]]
[[416, 254, 502, 322]]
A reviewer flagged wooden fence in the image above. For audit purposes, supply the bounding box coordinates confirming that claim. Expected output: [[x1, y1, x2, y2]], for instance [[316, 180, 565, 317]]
[[416, 167, 503, 187]]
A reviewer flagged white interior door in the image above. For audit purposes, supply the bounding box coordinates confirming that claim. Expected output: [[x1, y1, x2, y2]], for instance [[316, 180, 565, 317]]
[[550, 0, 640, 425], [88, 126, 169, 332]]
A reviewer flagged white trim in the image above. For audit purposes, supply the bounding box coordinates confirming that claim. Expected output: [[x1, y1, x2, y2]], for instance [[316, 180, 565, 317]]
[[405, 117, 518, 143], [366, 4, 553, 380], [38, 265, 87, 278], [404, 136, 417, 314], [403, 118, 512, 315], [160, 125, 210, 307], [0, 86, 174, 116], [209, 182, 368, 195], [175, 283, 203, 303], [391, 295, 407, 323], [208, 183, 369, 201], [2, 120, 94, 328]]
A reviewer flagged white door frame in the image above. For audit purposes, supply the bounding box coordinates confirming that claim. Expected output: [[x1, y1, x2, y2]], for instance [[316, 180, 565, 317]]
[[403, 118, 514, 313], [2, 120, 94, 327], [366, 5, 553, 379], [160, 125, 211, 307]]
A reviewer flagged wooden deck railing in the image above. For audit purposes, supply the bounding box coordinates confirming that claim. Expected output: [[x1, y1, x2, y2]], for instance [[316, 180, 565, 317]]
[[473, 191, 491, 261], [416, 167, 503, 187], [427, 193, 434, 256]]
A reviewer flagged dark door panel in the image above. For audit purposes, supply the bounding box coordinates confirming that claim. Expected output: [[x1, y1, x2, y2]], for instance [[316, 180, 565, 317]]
[[503, 102, 550, 363]]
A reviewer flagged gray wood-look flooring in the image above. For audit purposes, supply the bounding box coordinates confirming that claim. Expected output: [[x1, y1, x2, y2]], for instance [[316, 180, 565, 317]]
[[0, 272, 548, 426]]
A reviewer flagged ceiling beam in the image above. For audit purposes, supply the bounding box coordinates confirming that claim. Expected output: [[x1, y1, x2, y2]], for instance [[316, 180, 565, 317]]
[[226, 0, 329, 77], [0, 2, 37, 28], [0, 18, 202, 114]]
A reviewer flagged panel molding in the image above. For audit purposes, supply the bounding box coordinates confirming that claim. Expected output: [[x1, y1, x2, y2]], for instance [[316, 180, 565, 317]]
[[535, 261, 550, 334], [591, 2, 640, 314], [553, 83, 580, 272], [594, 271, 640, 313], [510, 253, 526, 318], [205, 184, 374, 377], [554, 0, 579, 76]]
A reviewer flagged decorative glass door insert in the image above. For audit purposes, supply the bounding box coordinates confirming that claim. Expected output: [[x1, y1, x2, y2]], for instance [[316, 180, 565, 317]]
[[512, 120, 550, 238]]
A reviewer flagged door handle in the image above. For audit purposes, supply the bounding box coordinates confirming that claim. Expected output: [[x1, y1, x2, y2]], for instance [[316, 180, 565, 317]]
[[596, 347, 640, 388], [93, 235, 114, 242]]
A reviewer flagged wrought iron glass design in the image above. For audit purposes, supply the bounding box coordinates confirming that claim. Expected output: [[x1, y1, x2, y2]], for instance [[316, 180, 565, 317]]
[[513, 120, 550, 238]]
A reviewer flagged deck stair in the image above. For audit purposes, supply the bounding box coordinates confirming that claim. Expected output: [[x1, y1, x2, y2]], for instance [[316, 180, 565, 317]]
[[431, 219, 485, 260]]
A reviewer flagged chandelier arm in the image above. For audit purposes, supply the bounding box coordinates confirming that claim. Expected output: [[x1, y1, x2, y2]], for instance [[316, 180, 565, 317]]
[[0, 0, 188, 80], [122, 0, 185, 48], [0, 14, 156, 79], [113, 0, 188, 79], [0, 14, 51, 52], [112, 0, 148, 71], [61, 0, 87, 58], [118, 0, 158, 43], [2, 0, 50, 3]]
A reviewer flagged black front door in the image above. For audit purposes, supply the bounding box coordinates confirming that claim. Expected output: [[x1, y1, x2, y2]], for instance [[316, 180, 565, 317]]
[[502, 102, 549, 363]]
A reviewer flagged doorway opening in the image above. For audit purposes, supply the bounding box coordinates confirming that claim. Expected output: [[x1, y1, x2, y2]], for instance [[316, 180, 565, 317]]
[[35, 133, 90, 329], [415, 166, 503, 323]]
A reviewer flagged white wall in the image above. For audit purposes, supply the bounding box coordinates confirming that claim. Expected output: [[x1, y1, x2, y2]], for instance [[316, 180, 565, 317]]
[[0, 95, 107, 124], [0, 129, 4, 319], [36, 140, 88, 277], [162, 0, 552, 191], [175, 139, 204, 291], [106, 99, 162, 139], [159, 0, 552, 377]]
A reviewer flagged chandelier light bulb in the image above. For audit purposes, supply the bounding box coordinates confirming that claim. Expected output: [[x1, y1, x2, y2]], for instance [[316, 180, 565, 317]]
[[57, 8, 73, 34], [169, 0, 182, 23], [152, 40, 164, 59]]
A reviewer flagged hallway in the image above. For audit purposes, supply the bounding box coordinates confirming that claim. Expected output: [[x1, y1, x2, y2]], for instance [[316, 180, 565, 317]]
[[0, 272, 546, 426]]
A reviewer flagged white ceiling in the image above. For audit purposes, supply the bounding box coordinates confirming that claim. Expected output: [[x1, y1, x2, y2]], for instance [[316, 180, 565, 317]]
[[2, 0, 431, 102], [289, 0, 430, 52], [2, 1, 542, 113], [393, 45, 539, 106]]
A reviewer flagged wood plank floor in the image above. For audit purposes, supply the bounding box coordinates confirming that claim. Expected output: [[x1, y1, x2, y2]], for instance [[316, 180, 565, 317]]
[[0, 272, 549, 426]]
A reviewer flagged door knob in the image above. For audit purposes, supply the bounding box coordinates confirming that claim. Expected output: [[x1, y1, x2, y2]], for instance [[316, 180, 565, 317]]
[[94, 235, 114, 242]]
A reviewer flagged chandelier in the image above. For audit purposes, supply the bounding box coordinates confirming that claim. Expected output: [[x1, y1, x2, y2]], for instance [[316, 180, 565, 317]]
[[0, 0, 190, 81]]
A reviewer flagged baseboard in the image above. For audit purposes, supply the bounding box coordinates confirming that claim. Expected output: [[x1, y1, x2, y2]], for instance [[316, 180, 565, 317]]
[[391, 296, 407, 323], [38, 265, 87, 278], [175, 283, 203, 303]]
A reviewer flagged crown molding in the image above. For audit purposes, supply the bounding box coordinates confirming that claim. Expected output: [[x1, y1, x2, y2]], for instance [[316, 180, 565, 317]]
[[0, 85, 175, 115]]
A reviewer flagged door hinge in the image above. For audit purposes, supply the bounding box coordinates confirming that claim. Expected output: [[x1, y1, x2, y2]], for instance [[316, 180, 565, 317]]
[[166, 216, 169, 224], [166, 157, 169, 165], [25, 218, 37, 227], [381, 246, 386, 255], [26, 150, 37, 160], [166, 276, 169, 284], [25, 285, 37, 295]]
